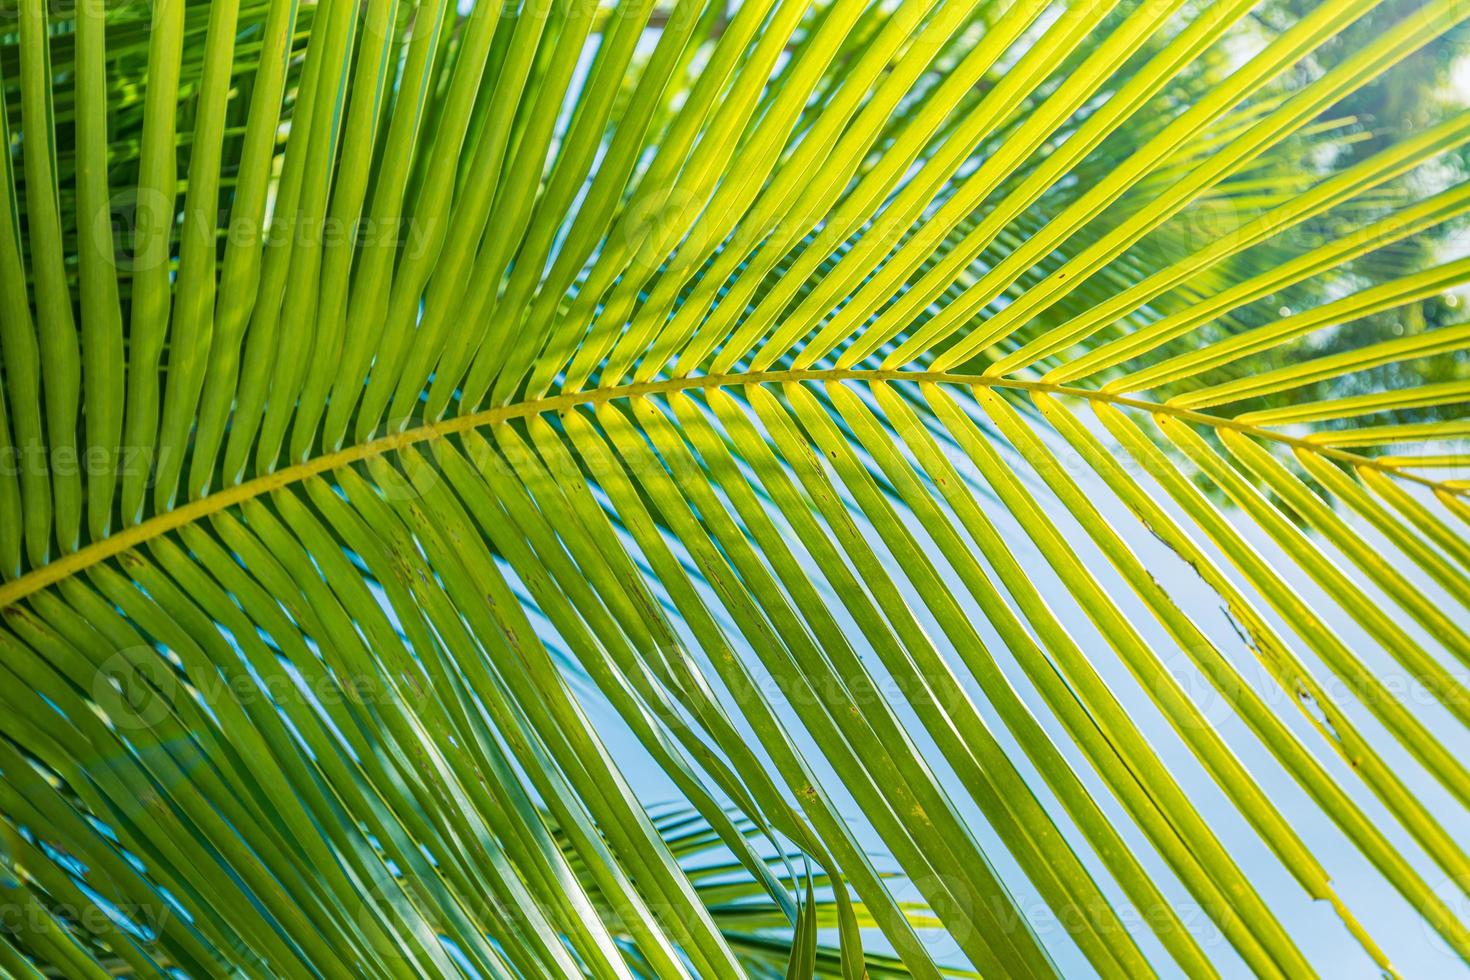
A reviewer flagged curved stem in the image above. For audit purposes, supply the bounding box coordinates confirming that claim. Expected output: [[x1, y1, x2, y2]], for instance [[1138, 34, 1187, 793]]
[[1, 367, 1460, 606]]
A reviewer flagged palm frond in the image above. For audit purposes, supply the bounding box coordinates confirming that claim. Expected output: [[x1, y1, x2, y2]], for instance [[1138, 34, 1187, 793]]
[[2, 0, 1469, 976]]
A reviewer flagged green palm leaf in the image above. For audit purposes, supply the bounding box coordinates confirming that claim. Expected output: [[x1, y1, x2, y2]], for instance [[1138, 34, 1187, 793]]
[[1, 0, 1468, 975]]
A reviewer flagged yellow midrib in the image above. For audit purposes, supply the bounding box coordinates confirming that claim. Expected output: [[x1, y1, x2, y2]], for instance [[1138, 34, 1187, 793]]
[[0, 368, 1458, 606]]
